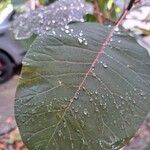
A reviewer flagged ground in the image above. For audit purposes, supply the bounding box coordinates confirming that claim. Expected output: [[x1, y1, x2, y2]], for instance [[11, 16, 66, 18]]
[[0, 76, 150, 150], [0, 76, 27, 150]]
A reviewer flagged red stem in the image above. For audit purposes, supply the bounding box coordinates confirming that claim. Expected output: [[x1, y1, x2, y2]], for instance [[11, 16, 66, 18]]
[[71, 10, 129, 100]]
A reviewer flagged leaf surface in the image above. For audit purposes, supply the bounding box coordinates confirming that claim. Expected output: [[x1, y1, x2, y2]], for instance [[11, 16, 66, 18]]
[[15, 23, 150, 150]]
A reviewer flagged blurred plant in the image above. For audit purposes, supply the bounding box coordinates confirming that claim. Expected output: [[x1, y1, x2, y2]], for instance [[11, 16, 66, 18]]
[[0, 0, 11, 11], [122, 0, 150, 54], [85, 0, 130, 23]]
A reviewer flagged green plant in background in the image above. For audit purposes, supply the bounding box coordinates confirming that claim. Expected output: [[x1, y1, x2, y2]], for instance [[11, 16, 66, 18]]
[[0, 0, 11, 10], [8, 0, 150, 149], [85, 0, 126, 23]]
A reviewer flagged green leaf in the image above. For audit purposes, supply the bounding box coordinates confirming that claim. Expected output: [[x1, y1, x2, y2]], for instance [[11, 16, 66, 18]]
[[20, 34, 37, 50], [15, 23, 150, 150]]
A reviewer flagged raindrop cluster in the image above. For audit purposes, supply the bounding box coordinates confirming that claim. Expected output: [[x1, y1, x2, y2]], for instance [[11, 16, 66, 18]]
[[12, 0, 93, 39]]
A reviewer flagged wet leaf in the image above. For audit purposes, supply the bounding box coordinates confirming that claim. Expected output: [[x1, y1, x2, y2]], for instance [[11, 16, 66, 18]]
[[11, 0, 93, 39], [15, 23, 150, 150]]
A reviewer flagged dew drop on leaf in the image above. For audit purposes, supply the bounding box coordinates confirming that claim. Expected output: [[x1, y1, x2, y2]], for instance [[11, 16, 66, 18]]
[[102, 63, 108, 68], [83, 108, 88, 115], [115, 27, 119, 32], [63, 122, 67, 128], [58, 130, 62, 137], [65, 30, 69, 33], [81, 138, 86, 145], [120, 95, 123, 99], [140, 90, 146, 96], [71, 143, 74, 149], [95, 107, 99, 112], [74, 107, 79, 113], [65, 25, 69, 29], [98, 140, 103, 147], [78, 37, 83, 43], [84, 41, 88, 45], [89, 98, 93, 102]]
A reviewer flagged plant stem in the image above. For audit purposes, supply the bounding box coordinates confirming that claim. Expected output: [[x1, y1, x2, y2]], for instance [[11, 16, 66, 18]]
[[93, 0, 104, 24]]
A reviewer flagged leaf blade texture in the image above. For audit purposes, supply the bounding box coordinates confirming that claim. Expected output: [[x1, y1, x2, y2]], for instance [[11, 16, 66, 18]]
[[15, 23, 150, 150]]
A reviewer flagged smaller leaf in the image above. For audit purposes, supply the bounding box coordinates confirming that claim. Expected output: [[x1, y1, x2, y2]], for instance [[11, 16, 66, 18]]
[[11, 0, 93, 39]]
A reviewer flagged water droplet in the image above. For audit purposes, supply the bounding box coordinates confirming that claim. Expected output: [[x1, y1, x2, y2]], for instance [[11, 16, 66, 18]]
[[52, 30, 56, 35], [84, 41, 88, 45], [113, 120, 116, 124], [80, 120, 85, 128], [89, 98, 93, 102], [95, 107, 99, 112], [38, 13, 43, 18], [71, 143, 74, 149], [74, 107, 79, 113], [64, 97, 68, 101], [78, 37, 83, 43], [61, 27, 64, 31], [110, 38, 113, 42], [101, 94, 104, 98], [120, 96, 123, 99], [102, 63, 108, 68], [99, 140, 103, 147], [140, 91, 145, 96], [70, 99, 74, 103], [52, 20, 56, 24], [65, 30, 69, 33], [95, 90, 98, 95], [132, 99, 136, 104], [79, 32, 83, 36], [81, 138, 86, 145], [74, 92, 79, 100], [83, 108, 88, 115], [58, 130, 62, 137], [115, 27, 119, 31], [65, 25, 69, 29], [45, 27, 49, 31], [127, 65, 130, 68], [92, 72, 96, 77], [63, 122, 67, 128]]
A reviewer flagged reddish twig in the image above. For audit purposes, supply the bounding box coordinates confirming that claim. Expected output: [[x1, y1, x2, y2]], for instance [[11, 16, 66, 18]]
[[69, 0, 136, 104], [93, 0, 104, 24]]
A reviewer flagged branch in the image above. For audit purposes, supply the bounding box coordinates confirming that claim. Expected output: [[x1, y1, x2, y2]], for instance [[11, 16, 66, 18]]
[[93, 0, 104, 24]]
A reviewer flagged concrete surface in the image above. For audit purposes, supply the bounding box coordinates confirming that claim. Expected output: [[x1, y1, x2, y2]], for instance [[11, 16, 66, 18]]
[[0, 76, 18, 124]]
